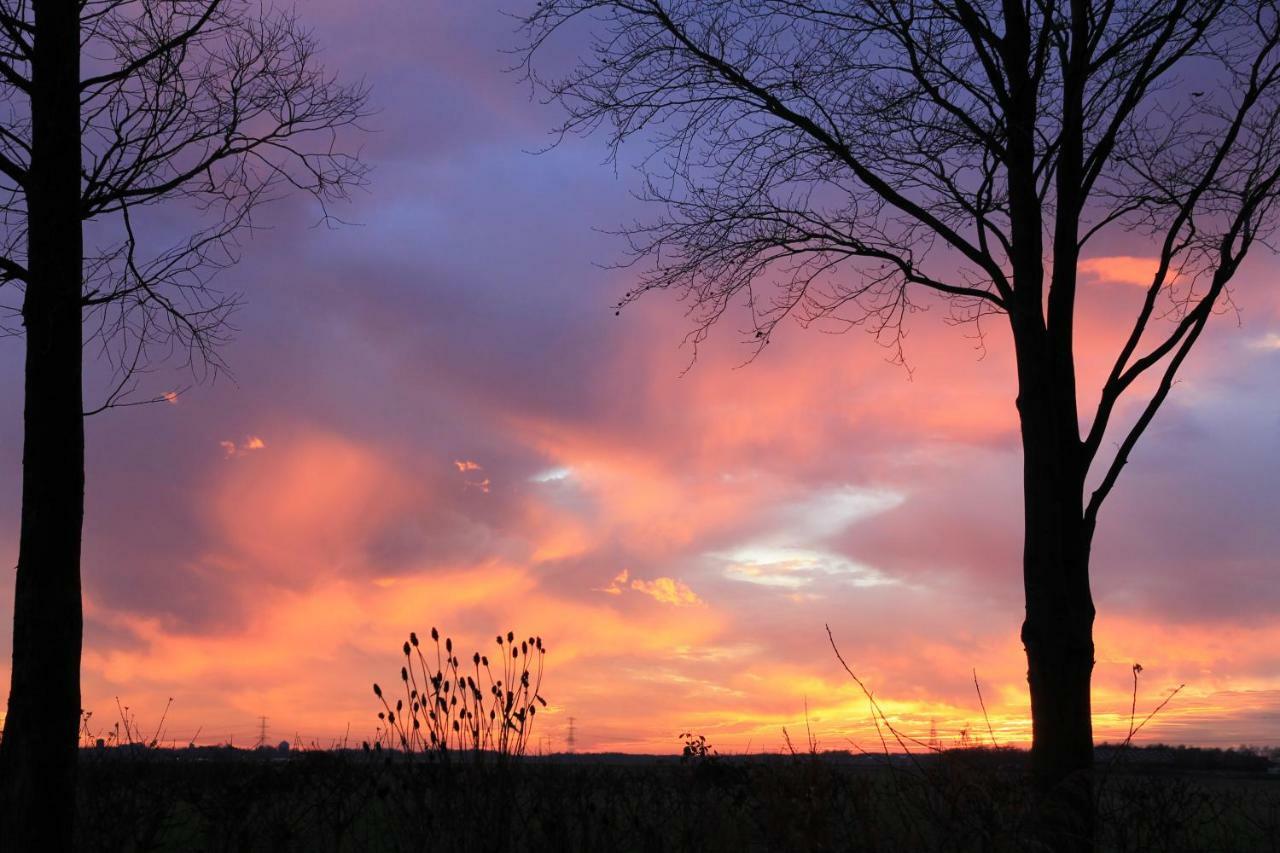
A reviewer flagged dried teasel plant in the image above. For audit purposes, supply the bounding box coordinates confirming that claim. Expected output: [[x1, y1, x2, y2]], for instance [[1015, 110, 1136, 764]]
[[373, 628, 547, 759]]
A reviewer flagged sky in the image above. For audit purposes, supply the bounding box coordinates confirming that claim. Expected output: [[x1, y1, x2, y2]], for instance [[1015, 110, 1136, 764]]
[[1, 0, 1279, 754]]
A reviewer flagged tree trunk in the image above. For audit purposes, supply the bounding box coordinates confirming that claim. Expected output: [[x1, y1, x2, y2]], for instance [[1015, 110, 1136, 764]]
[[1015, 332, 1097, 853], [0, 4, 84, 850]]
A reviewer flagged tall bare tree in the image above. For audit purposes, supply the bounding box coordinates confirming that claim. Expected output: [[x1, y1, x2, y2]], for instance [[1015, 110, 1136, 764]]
[[521, 1, 1280, 847], [0, 1, 367, 846]]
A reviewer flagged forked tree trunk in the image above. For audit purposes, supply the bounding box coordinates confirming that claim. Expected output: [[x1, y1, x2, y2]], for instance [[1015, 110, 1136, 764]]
[[1015, 331, 1097, 853], [0, 4, 84, 850]]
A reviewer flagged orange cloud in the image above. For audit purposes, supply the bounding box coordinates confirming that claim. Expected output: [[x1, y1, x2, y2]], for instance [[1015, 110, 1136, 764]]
[[595, 570, 704, 606], [209, 431, 413, 577], [220, 436, 267, 458], [1079, 255, 1163, 287], [631, 576, 703, 607], [595, 569, 629, 595]]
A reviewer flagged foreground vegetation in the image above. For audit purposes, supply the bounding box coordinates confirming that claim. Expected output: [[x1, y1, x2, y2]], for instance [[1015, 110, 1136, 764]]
[[75, 743, 1279, 852]]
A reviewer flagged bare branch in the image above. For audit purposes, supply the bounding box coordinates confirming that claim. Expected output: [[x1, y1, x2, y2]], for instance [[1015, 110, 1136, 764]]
[[1084, 286, 1211, 524], [78, 0, 226, 93], [0, 0, 368, 399]]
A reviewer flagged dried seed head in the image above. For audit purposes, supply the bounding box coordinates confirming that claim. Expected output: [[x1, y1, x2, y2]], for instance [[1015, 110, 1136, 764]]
[[431, 627, 439, 641], [446, 637, 453, 653], [507, 631, 515, 643], [403, 641, 411, 656], [373, 683, 382, 697], [410, 632, 419, 647], [401, 667, 409, 682], [473, 652, 481, 665], [496, 635, 503, 645]]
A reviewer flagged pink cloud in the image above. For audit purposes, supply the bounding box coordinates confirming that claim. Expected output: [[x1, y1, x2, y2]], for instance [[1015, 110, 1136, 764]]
[[1079, 255, 1163, 287]]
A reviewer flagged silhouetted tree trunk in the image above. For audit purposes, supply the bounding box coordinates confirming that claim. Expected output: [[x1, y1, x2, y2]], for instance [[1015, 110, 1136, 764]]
[[1006, 76, 1098, 835], [0, 3, 85, 848], [1015, 325, 1097, 849]]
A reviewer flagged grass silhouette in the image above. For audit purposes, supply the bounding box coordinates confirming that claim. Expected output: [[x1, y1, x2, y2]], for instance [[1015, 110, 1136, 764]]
[[371, 629, 547, 759]]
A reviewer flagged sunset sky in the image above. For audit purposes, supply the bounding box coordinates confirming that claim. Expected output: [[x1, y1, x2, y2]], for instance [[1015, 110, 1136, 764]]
[[1, 0, 1278, 754]]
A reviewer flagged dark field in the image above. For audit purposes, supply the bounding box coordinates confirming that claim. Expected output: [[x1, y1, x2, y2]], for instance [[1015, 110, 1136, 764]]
[[75, 746, 1280, 852]]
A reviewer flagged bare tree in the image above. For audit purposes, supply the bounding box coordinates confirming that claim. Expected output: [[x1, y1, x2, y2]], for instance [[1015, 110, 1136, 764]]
[[0, 1, 367, 846], [520, 1, 1280, 847]]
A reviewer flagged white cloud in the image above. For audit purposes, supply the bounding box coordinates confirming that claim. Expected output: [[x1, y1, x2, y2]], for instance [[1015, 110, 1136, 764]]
[[530, 466, 572, 483], [711, 485, 901, 592], [778, 486, 904, 541], [1246, 333, 1280, 352], [718, 545, 893, 590]]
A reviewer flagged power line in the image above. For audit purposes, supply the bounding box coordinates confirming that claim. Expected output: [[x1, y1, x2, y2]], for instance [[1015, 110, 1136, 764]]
[[256, 716, 269, 749]]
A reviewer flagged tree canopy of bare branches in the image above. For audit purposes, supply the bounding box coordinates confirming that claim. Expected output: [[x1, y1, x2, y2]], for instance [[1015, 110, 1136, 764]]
[[0, 0, 368, 407]]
